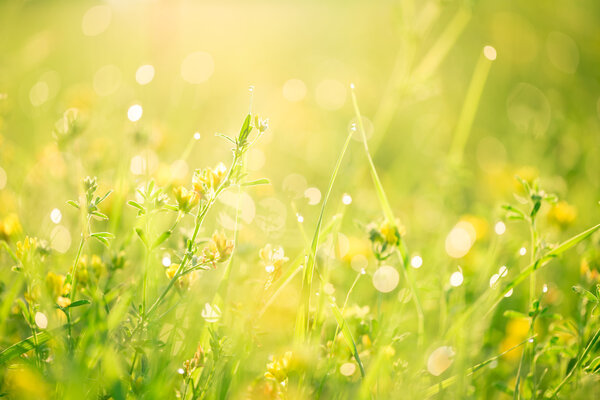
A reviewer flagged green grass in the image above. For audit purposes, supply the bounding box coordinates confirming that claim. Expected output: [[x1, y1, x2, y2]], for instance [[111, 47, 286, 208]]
[[1, 1, 600, 399]]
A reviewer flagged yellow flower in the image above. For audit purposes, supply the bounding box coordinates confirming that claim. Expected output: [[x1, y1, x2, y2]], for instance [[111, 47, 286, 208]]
[[16, 236, 38, 262], [201, 231, 234, 267], [46, 272, 71, 306], [547, 201, 577, 228], [173, 186, 199, 213], [192, 163, 228, 197], [165, 263, 179, 280], [91, 254, 106, 278], [165, 263, 197, 290], [265, 351, 293, 383], [57, 296, 71, 308], [0, 213, 22, 241]]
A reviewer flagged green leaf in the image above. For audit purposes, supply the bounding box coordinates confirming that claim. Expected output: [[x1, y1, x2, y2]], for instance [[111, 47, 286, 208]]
[[295, 129, 353, 343], [96, 190, 113, 205], [572, 286, 598, 303], [152, 230, 172, 249], [585, 356, 600, 373], [215, 133, 237, 145], [66, 199, 80, 209], [0, 330, 53, 364], [329, 300, 365, 378], [241, 178, 270, 187], [127, 200, 145, 212], [135, 228, 149, 248], [546, 223, 600, 259], [238, 114, 252, 144], [65, 299, 91, 309], [91, 232, 115, 247], [91, 210, 109, 220]]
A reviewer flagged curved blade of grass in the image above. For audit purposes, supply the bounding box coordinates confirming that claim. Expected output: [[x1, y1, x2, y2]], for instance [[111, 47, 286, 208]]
[[294, 129, 353, 343], [330, 300, 366, 378], [547, 326, 600, 397], [350, 85, 395, 227], [448, 48, 495, 164], [0, 329, 54, 365], [351, 85, 424, 345], [447, 222, 600, 337]]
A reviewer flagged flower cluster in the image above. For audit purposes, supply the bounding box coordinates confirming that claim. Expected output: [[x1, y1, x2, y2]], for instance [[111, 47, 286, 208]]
[[0, 213, 21, 242], [192, 163, 227, 200], [265, 351, 293, 384], [201, 231, 234, 268], [74, 255, 106, 288], [367, 219, 405, 260], [173, 186, 199, 213], [182, 344, 205, 377], [46, 271, 71, 308]]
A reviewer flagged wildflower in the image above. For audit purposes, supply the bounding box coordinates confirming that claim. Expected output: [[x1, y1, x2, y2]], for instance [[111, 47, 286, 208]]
[[165, 263, 197, 290], [547, 201, 577, 228], [183, 344, 205, 377], [513, 166, 539, 192], [254, 115, 269, 133], [173, 186, 199, 213], [90, 254, 106, 278], [24, 284, 41, 305], [16, 236, 39, 261], [259, 244, 288, 291], [192, 163, 228, 198], [201, 231, 234, 268], [46, 271, 71, 307], [367, 219, 405, 260], [265, 351, 293, 384], [0, 213, 22, 241]]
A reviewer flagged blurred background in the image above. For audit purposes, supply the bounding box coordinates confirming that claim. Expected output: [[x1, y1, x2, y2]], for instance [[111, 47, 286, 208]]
[[1, 0, 600, 395]]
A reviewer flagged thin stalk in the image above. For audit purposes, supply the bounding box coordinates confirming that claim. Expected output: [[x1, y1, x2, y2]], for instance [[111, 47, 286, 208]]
[[448, 49, 495, 164], [352, 85, 425, 346], [143, 149, 242, 322], [68, 234, 87, 301], [445, 223, 600, 338], [329, 271, 363, 356], [294, 128, 354, 343], [548, 327, 600, 397]]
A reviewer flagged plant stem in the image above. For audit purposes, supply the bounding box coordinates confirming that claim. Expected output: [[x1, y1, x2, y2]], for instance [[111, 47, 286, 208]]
[[69, 234, 86, 301], [548, 327, 600, 397], [294, 127, 353, 343]]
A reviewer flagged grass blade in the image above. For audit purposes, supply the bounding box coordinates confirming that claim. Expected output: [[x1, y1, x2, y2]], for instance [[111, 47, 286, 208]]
[[294, 129, 354, 343], [0, 329, 53, 365], [330, 300, 366, 378]]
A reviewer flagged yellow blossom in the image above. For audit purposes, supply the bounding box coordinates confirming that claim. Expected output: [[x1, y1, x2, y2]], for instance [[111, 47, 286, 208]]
[[547, 201, 577, 227], [173, 186, 199, 213], [265, 351, 293, 383]]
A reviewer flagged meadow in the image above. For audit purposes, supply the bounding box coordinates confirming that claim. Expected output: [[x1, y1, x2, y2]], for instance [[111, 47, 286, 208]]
[[1, 0, 600, 399]]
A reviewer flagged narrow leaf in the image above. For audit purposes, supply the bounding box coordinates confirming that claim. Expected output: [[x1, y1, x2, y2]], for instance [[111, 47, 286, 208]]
[[135, 228, 149, 248], [152, 230, 172, 249], [330, 301, 366, 378], [241, 178, 270, 187], [66, 200, 80, 209], [572, 286, 598, 303], [65, 299, 91, 309], [0, 330, 53, 364]]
